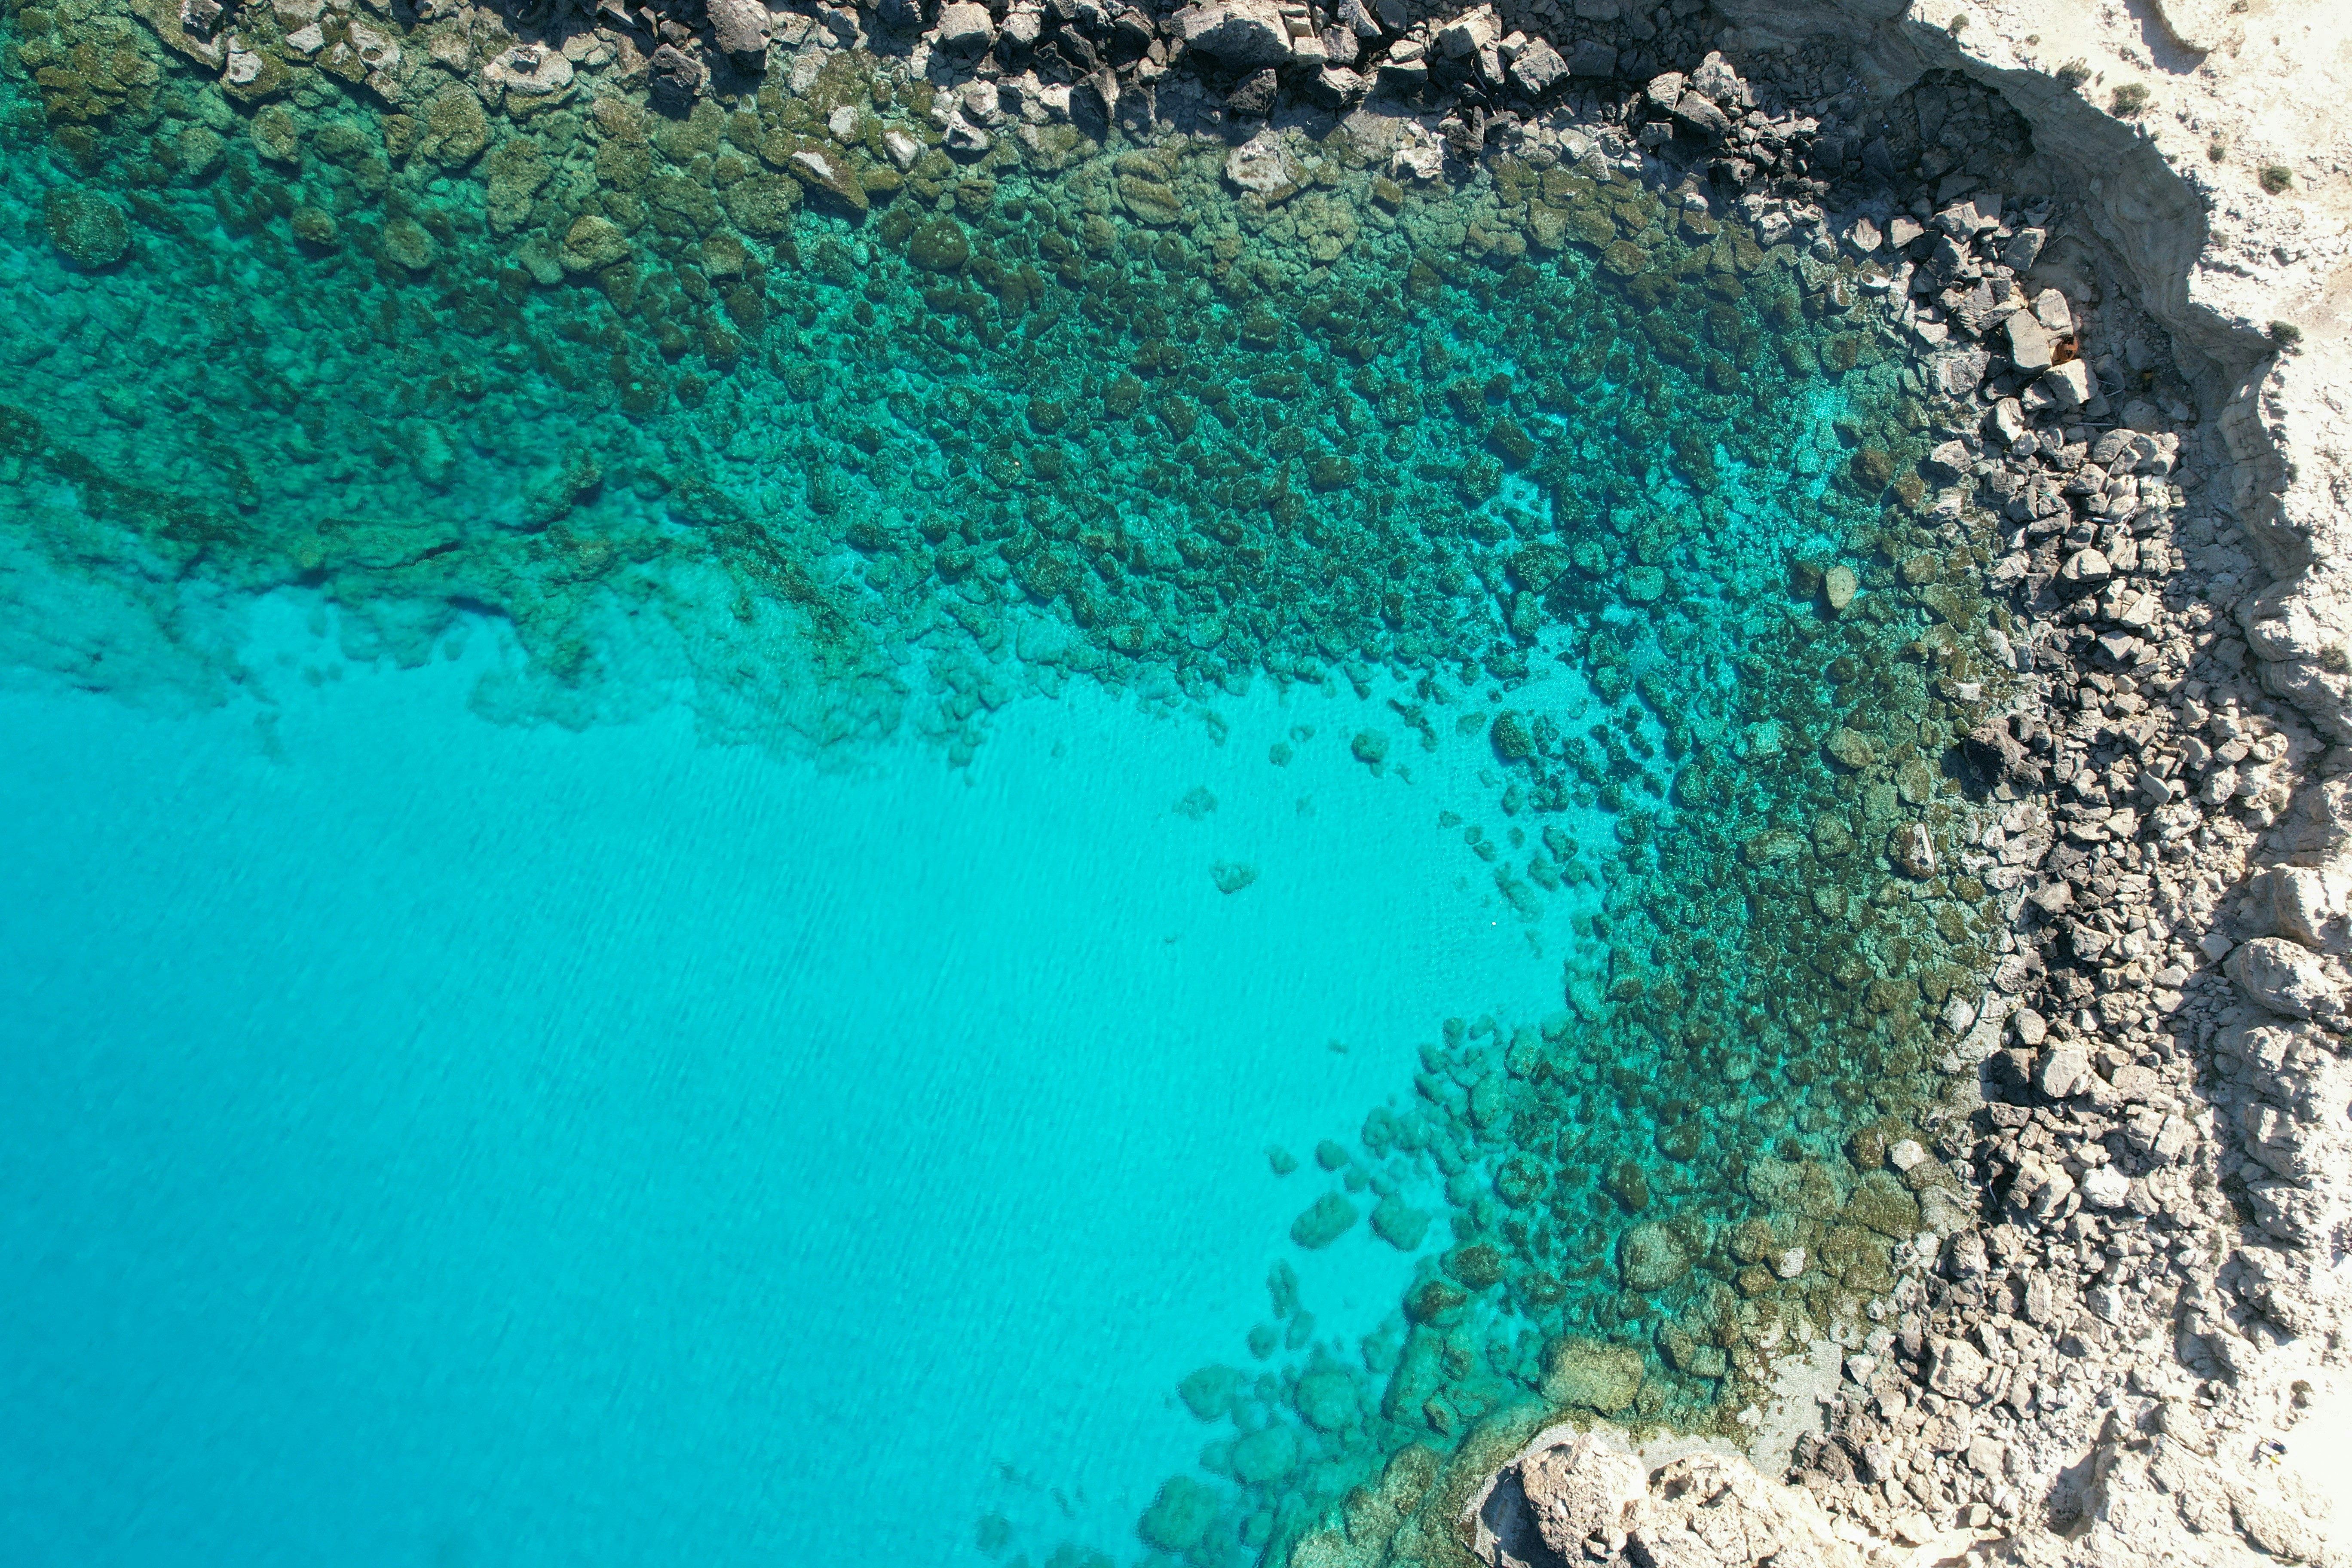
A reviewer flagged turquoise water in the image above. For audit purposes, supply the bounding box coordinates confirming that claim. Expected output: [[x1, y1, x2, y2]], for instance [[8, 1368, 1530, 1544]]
[[0, 611, 1590, 1568], [0, 9, 2013, 1567]]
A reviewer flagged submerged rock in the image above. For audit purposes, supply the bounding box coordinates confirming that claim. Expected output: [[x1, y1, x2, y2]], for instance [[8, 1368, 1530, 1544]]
[[1137, 1475, 1219, 1552], [43, 190, 129, 268], [1290, 1192, 1357, 1248], [1617, 1220, 1690, 1290], [1540, 1336, 1645, 1413]]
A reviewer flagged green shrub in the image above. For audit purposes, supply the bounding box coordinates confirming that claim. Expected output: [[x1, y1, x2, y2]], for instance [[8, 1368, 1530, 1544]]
[[2260, 164, 2294, 194], [2055, 58, 2093, 88], [2109, 83, 2150, 116]]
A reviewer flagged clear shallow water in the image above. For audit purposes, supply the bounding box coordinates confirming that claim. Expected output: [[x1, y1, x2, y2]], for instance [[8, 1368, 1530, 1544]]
[[0, 10, 2018, 1567], [0, 607, 1591, 1568]]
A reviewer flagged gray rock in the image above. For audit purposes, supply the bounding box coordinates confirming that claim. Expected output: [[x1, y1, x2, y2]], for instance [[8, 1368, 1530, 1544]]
[[1508, 35, 1567, 95], [1568, 38, 1619, 77], [647, 43, 702, 106], [934, 1, 998, 53], [1169, 0, 1294, 67], [707, 0, 772, 55], [1928, 1335, 1991, 1400], [1307, 66, 1366, 107], [2228, 935, 2345, 1020], [1687, 52, 1740, 102], [2005, 309, 2056, 372], [2037, 1042, 2091, 1097], [1671, 90, 1730, 139], [2042, 358, 2094, 409], [1225, 66, 1277, 116], [2080, 1164, 2132, 1208], [1438, 7, 1500, 56]]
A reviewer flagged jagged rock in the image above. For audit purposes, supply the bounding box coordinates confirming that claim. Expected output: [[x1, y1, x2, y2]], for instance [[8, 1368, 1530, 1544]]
[[2229, 935, 2346, 1020], [2006, 309, 2057, 371], [707, 0, 772, 56], [1169, 0, 1294, 67], [935, 2, 998, 54], [2042, 358, 2094, 409], [1226, 67, 1278, 117], [647, 43, 703, 107], [1225, 131, 1300, 194], [1509, 36, 1567, 95]]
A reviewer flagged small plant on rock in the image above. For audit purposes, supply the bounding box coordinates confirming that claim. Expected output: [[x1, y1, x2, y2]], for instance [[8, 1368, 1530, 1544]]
[[2109, 83, 2150, 116], [2260, 163, 2294, 193], [2269, 321, 2303, 353], [2055, 58, 2094, 88]]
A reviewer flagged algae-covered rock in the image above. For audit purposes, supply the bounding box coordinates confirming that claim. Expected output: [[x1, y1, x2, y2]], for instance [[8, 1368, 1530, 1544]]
[[1294, 1369, 1360, 1431], [1825, 727, 1875, 770], [1889, 822, 1937, 879], [1617, 1220, 1690, 1291], [1541, 1336, 1646, 1413], [1212, 860, 1259, 894], [1491, 710, 1534, 761], [723, 173, 803, 236], [1847, 1169, 1923, 1238], [559, 214, 631, 273], [1370, 1194, 1431, 1250], [907, 215, 971, 271], [417, 86, 489, 167], [787, 146, 869, 212], [1291, 1192, 1357, 1248], [1179, 1363, 1242, 1421], [1232, 1421, 1302, 1483], [44, 190, 130, 268], [1445, 1242, 1508, 1289], [1138, 1475, 1219, 1552], [380, 218, 438, 272]]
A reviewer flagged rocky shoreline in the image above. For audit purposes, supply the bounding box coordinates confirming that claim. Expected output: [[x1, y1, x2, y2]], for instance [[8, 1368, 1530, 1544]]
[[32, 0, 2352, 1561]]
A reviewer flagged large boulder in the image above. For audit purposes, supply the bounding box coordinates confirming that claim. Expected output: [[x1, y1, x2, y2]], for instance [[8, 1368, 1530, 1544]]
[[934, 1, 998, 54], [707, 0, 772, 56], [1511, 1433, 1645, 1558], [2228, 935, 2347, 1021], [1170, 0, 1294, 67], [1508, 36, 1568, 95], [1225, 130, 1301, 195]]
